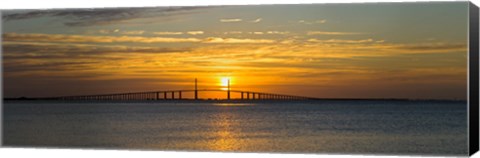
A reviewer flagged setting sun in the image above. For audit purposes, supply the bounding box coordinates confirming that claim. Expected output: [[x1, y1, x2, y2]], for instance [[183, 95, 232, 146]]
[[220, 77, 230, 87]]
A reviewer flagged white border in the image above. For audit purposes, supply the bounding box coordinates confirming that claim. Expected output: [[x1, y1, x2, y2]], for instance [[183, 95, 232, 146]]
[[0, 0, 479, 158]]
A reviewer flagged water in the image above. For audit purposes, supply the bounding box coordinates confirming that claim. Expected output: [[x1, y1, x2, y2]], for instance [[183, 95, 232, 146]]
[[3, 100, 468, 155]]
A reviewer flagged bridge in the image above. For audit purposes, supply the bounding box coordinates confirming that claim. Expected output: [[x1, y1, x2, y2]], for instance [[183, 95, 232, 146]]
[[43, 78, 318, 101]]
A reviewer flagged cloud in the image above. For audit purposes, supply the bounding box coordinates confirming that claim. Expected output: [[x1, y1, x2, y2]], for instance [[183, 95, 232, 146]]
[[225, 31, 289, 35], [3, 33, 202, 43], [220, 18, 260, 23], [121, 30, 145, 35], [224, 31, 242, 34], [5, 33, 465, 55], [250, 18, 262, 23], [2, 7, 209, 26], [220, 18, 242, 23], [3, 33, 279, 45], [186, 31, 204, 35], [3, 61, 103, 74], [203, 37, 274, 44], [2, 41, 194, 80], [3, 42, 191, 56], [303, 39, 466, 55], [298, 19, 327, 25], [307, 38, 377, 44], [153, 31, 184, 35], [307, 31, 365, 35], [388, 43, 467, 52], [266, 31, 289, 35], [90, 29, 121, 34], [90, 29, 145, 35], [252, 32, 264, 35]]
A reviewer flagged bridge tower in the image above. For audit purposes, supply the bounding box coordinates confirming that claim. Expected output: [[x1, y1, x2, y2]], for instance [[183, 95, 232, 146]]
[[195, 78, 198, 100], [227, 79, 230, 100]]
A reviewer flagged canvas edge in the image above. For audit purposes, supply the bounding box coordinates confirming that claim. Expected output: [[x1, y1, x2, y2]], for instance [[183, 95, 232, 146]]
[[469, 1, 480, 156], [0, 10, 4, 147]]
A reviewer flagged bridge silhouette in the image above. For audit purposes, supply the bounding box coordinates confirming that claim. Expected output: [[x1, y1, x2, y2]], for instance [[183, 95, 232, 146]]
[[43, 78, 318, 101]]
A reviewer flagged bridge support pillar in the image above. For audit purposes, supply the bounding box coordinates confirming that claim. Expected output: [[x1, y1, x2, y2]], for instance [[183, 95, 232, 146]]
[[247, 92, 250, 99], [179, 91, 182, 99], [194, 78, 198, 100], [241, 92, 244, 100], [227, 90, 230, 100], [171, 92, 175, 99]]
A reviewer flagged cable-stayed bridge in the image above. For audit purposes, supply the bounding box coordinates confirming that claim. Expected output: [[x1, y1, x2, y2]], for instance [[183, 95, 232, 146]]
[[40, 78, 319, 101]]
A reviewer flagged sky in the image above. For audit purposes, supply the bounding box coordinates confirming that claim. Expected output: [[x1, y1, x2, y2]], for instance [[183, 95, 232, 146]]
[[1, 2, 470, 100]]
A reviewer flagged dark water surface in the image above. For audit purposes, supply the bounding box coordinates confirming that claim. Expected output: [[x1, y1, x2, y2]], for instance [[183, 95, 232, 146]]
[[3, 100, 468, 155]]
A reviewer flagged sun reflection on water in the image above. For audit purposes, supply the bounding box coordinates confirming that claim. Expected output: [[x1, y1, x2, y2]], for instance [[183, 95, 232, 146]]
[[207, 110, 242, 151], [213, 103, 254, 107]]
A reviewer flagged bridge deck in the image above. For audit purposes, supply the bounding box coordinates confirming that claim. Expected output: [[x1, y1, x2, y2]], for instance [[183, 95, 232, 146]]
[[46, 89, 317, 101]]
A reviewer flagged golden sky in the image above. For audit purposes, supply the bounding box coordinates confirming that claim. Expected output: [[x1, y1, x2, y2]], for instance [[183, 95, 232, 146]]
[[1, 2, 469, 100]]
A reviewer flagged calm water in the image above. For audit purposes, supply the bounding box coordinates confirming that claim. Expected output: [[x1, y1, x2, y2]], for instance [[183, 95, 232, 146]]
[[3, 100, 468, 155]]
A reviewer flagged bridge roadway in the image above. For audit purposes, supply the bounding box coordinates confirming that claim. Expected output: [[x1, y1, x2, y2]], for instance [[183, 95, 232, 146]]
[[46, 89, 317, 101]]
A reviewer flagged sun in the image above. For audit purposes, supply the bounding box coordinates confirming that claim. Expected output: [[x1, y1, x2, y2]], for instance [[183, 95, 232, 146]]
[[220, 77, 230, 87]]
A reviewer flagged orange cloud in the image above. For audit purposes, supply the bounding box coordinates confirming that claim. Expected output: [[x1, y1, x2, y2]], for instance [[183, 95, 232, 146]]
[[186, 31, 204, 35], [3, 33, 281, 45], [153, 32, 184, 35], [121, 30, 145, 35], [203, 37, 275, 44], [308, 38, 376, 43], [307, 31, 365, 35], [3, 33, 201, 43]]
